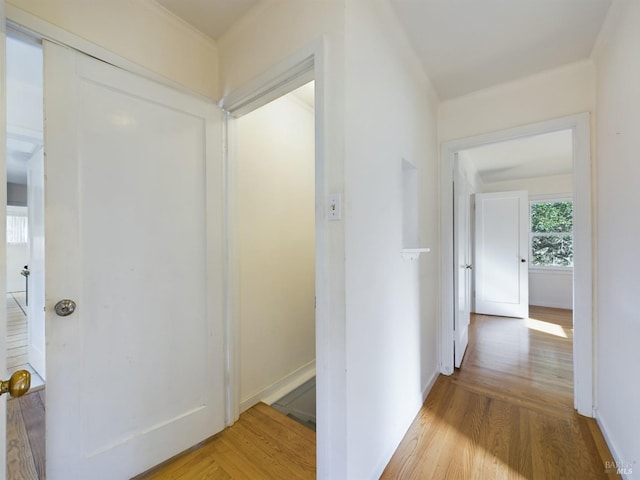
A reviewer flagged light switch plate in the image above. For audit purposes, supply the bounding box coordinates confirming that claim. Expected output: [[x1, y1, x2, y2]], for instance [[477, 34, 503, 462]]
[[327, 194, 342, 221]]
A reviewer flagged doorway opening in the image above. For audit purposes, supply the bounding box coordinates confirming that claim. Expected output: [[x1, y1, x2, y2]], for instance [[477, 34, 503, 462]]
[[227, 79, 317, 430], [451, 129, 576, 411], [459, 129, 574, 315], [5, 32, 46, 479], [440, 113, 593, 417]]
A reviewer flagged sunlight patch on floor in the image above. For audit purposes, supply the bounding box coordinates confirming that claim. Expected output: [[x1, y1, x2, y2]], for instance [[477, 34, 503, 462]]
[[526, 317, 568, 338]]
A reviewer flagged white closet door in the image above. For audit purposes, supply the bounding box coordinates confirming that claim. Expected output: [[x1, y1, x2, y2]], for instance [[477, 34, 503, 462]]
[[44, 40, 226, 479]]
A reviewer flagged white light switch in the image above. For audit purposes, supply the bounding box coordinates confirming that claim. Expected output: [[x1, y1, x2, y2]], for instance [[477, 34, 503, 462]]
[[327, 194, 342, 221]]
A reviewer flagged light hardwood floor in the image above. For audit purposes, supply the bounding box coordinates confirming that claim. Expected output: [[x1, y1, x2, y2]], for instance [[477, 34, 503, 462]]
[[7, 292, 29, 370], [135, 402, 316, 479], [6, 292, 45, 390], [7, 389, 45, 480], [381, 306, 619, 479], [6, 292, 46, 480]]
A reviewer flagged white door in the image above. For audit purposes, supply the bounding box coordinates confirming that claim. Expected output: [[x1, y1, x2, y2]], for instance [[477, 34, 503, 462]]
[[453, 167, 472, 367], [475, 191, 529, 318], [27, 146, 45, 380], [43, 41, 226, 479], [0, 1, 7, 477]]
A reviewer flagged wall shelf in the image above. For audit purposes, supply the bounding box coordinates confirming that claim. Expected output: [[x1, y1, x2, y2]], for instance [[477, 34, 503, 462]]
[[400, 248, 430, 261]]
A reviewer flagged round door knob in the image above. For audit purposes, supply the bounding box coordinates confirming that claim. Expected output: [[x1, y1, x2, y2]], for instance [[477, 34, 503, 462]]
[[55, 299, 77, 316], [0, 370, 31, 398]]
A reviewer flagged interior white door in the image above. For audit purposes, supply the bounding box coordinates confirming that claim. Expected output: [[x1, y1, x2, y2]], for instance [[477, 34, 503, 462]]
[[27, 147, 45, 380], [0, 1, 7, 478], [43, 41, 226, 479], [453, 167, 472, 367], [475, 191, 529, 318]]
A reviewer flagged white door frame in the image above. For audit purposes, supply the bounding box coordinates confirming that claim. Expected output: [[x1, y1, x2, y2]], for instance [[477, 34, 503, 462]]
[[218, 42, 330, 469], [439, 112, 594, 417]]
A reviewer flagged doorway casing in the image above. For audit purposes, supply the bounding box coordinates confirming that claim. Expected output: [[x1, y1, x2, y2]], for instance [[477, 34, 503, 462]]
[[219, 42, 329, 472], [439, 112, 593, 417]]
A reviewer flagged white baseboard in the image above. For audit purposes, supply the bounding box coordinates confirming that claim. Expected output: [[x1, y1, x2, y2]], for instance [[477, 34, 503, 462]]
[[595, 410, 637, 479], [422, 368, 439, 401], [529, 301, 573, 310], [240, 360, 316, 412]]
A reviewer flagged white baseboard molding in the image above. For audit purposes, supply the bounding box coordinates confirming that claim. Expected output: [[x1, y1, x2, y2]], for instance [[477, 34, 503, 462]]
[[240, 360, 316, 413], [529, 301, 574, 310], [595, 410, 636, 479], [422, 368, 440, 402]]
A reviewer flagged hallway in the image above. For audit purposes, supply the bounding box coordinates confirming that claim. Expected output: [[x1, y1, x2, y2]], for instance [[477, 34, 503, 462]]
[[381, 307, 619, 479]]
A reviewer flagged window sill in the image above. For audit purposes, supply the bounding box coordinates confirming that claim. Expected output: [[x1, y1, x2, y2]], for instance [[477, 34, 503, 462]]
[[529, 267, 573, 275]]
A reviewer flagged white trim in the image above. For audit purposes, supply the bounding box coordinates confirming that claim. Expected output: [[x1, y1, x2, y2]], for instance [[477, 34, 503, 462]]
[[440, 112, 594, 416], [421, 369, 440, 402], [529, 267, 573, 275], [595, 410, 635, 479], [221, 40, 331, 475], [529, 193, 572, 202], [220, 46, 316, 116], [257, 361, 316, 408]]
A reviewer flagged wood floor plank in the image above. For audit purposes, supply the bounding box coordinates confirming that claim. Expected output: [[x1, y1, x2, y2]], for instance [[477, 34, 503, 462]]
[[7, 397, 38, 480], [382, 307, 620, 480], [20, 391, 46, 479], [136, 403, 315, 480], [6, 293, 46, 480]]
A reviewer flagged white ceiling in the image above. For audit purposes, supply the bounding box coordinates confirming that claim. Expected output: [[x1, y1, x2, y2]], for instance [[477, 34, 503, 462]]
[[155, 0, 613, 100], [460, 129, 573, 184], [389, 0, 613, 99]]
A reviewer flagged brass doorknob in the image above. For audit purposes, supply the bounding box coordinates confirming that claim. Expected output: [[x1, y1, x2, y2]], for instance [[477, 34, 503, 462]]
[[0, 370, 31, 398]]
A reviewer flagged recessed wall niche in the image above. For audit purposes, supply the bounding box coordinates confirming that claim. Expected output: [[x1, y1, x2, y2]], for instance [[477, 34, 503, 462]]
[[401, 158, 429, 260]]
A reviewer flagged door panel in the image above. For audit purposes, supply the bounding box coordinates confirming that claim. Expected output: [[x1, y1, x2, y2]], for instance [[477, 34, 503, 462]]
[[44, 41, 225, 479], [454, 167, 471, 367], [0, 1, 7, 477], [27, 147, 45, 380], [475, 191, 529, 318]]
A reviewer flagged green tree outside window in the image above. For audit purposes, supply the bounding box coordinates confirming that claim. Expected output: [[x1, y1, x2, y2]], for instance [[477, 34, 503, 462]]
[[530, 201, 573, 267]]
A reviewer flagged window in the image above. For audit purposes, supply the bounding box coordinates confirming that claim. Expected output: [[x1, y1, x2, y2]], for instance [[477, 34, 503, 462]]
[[6, 207, 28, 245], [530, 200, 573, 268]]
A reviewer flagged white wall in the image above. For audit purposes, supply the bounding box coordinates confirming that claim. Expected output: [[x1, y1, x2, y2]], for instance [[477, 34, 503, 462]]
[[8, 0, 218, 98], [592, 0, 640, 474], [218, 2, 348, 476], [6, 244, 27, 293], [344, 0, 439, 478], [236, 91, 316, 410], [528, 269, 573, 310], [7, 183, 27, 206], [439, 59, 595, 143], [220, 1, 440, 478]]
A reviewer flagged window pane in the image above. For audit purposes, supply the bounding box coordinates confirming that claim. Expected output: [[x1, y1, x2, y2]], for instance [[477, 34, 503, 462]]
[[531, 234, 573, 266], [7, 215, 29, 244], [531, 201, 573, 233]]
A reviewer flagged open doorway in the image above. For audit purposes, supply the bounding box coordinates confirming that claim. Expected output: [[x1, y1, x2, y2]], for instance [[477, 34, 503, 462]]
[[451, 129, 575, 409], [230, 80, 317, 429], [440, 113, 593, 416], [459, 129, 574, 318], [5, 33, 45, 479]]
